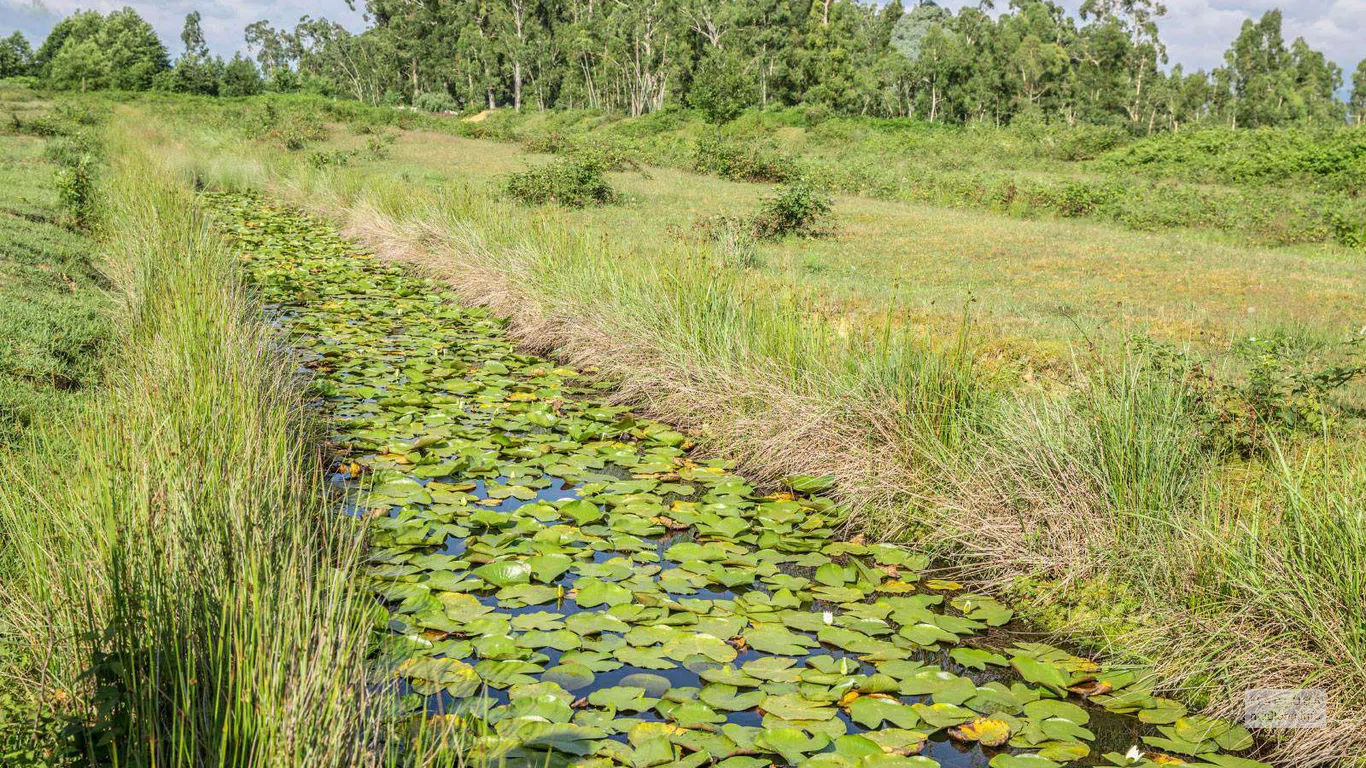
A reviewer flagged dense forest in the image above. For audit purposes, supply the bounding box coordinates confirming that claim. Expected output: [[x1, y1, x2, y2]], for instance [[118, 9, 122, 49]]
[[3, 1, 1366, 131]]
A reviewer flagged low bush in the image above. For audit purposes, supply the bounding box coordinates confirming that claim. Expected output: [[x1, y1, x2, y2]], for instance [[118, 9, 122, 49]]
[[48, 136, 101, 232], [413, 91, 458, 114], [1099, 126, 1366, 192], [693, 133, 796, 183], [751, 179, 834, 240], [1135, 333, 1366, 457], [504, 156, 620, 207], [365, 132, 396, 160], [307, 148, 355, 169], [522, 130, 571, 155]]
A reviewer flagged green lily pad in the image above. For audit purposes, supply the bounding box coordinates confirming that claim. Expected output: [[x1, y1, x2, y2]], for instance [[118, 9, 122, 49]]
[[699, 683, 765, 712], [473, 560, 532, 588], [762, 693, 837, 722]]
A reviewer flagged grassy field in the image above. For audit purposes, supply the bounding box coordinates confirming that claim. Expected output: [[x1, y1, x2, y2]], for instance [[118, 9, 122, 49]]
[[123, 93, 1364, 766], [452, 108, 1366, 250], [337, 127, 1364, 372], [0, 90, 382, 766], [0, 86, 1359, 766], [0, 85, 110, 444]]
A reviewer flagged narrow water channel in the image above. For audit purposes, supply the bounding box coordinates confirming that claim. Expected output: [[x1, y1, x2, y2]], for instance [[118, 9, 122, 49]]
[[205, 192, 1270, 768]]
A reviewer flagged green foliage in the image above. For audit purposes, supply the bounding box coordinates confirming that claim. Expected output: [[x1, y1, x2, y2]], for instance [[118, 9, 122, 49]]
[[751, 180, 835, 240], [163, 54, 224, 96], [241, 103, 330, 150], [413, 91, 458, 113], [0, 691, 76, 768], [365, 132, 396, 160], [1216, 10, 1344, 128], [220, 54, 265, 97], [306, 148, 354, 169], [1, 126, 382, 766], [38, 8, 168, 92], [687, 53, 756, 125], [1102, 126, 1366, 192], [0, 118, 109, 445], [505, 156, 619, 207], [100, 8, 170, 91], [50, 137, 101, 231], [1135, 334, 1366, 457], [1353, 60, 1366, 126], [693, 133, 795, 183], [0, 32, 33, 78]]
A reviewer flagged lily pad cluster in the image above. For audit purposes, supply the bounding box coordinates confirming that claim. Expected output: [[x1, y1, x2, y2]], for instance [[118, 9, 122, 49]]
[[203, 192, 1272, 768]]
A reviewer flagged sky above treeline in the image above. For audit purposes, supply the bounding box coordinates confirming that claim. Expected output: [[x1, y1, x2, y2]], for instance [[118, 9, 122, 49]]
[[1, 0, 1362, 80]]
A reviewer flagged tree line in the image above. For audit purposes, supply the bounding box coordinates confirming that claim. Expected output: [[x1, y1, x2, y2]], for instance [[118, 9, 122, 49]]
[[0, 10, 264, 97], [3, 1, 1366, 131]]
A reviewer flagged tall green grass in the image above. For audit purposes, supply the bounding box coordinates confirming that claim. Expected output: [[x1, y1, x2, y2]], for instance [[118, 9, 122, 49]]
[[0, 116, 383, 766]]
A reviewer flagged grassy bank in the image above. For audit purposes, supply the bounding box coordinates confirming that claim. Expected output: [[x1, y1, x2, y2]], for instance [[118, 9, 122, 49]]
[[129, 97, 1365, 766], [0, 96, 382, 765], [0, 86, 111, 444]]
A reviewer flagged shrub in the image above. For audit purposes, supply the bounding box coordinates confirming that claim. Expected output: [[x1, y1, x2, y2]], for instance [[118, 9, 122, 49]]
[[46, 133, 101, 232], [365, 132, 396, 160], [1039, 178, 1125, 217], [751, 179, 834, 240], [523, 131, 571, 155], [1135, 333, 1366, 457], [306, 149, 354, 169], [693, 133, 795, 183], [504, 156, 619, 207], [1047, 124, 1129, 161], [414, 91, 458, 114], [687, 53, 757, 125]]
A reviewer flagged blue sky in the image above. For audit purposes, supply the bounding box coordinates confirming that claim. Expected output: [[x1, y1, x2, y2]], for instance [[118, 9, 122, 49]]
[[1, 0, 1362, 80]]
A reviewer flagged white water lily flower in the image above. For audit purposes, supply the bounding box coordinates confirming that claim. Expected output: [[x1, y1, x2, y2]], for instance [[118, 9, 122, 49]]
[[822, 611, 834, 625], [1125, 745, 1144, 763]]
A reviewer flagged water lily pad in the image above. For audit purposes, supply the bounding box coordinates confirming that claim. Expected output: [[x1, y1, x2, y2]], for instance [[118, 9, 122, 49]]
[[950, 648, 1009, 670], [849, 696, 920, 729], [473, 560, 532, 588], [746, 624, 820, 655], [949, 717, 1012, 747], [588, 685, 658, 712], [662, 633, 737, 663], [528, 553, 574, 582], [574, 577, 632, 608], [541, 662, 596, 690], [762, 693, 836, 722], [754, 727, 831, 764], [700, 683, 765, 712], [618, 673, 673, 697], [912, 702, 976, 728], [989, 754, 1061, 768]]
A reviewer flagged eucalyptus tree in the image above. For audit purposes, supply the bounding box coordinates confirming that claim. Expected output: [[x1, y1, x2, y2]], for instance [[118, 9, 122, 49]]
[[1353, 60, 1366, 126]]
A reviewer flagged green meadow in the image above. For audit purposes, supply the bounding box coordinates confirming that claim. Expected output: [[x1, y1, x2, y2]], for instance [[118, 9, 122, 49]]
[[0, 77, 1362, 768]]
